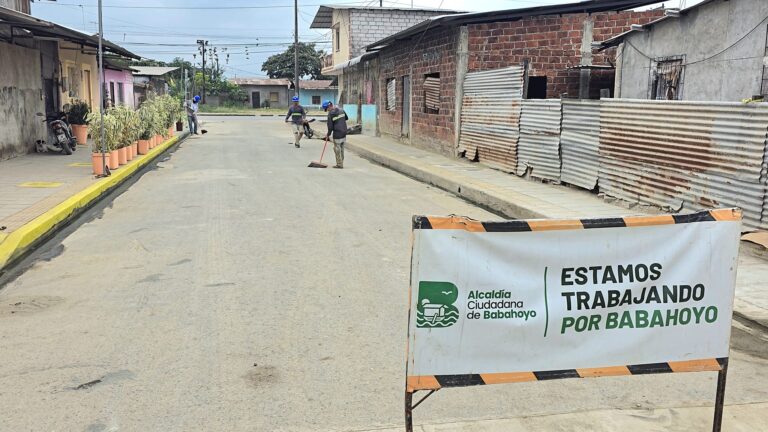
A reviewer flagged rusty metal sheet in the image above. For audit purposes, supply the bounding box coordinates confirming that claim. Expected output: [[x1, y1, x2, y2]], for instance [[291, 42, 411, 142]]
[[424, 77, 440, 111], [386, 78, 396, 110], [599, 99, 768, 230], [459, 66, 524, 172], [517, 99, 562, 181], [560, 99, 600, 189]]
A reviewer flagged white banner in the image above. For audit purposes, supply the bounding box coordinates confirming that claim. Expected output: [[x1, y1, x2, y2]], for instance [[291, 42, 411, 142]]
[[407, 211, 741, 380]]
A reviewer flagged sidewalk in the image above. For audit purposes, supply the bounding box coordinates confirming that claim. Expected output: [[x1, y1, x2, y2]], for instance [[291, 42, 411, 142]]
[[0, 133, 186, 273], [347, 135, 768, 327]]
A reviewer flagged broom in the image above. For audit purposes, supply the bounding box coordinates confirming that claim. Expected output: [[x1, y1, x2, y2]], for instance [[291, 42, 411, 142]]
[[308, 136, 329, 168]]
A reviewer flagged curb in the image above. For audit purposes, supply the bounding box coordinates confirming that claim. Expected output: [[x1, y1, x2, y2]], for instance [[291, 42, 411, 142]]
[[0, 133, 188, 272], [346, 141, 548, 220]]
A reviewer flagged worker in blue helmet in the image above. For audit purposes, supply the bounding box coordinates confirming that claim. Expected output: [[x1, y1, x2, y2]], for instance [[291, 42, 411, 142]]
[[323, 100, 348, 169], [285, 95, 306, 148], [186, 95, 201, 135]]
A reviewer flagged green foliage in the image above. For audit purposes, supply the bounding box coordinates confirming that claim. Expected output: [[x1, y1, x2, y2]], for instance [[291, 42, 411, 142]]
[[66, 100, 91, 125], [109, 105, 141, 148], [138, 103, 160, 140], [261, 43, 331, 80], [86, 112, 121, 152]]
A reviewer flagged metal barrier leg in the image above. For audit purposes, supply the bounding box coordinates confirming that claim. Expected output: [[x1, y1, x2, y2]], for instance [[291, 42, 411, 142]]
[[712, 358, 729, 432], [405, 391, 413, 432]]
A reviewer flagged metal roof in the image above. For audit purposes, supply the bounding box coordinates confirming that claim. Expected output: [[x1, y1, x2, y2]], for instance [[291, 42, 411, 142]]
[[299, 80, 336, 90], [130, 66, 179, 76], [228, 78, 291, 86], [366, 0, 665, 51], [310, 4, 462, 28], [0, 6, 139, 58]]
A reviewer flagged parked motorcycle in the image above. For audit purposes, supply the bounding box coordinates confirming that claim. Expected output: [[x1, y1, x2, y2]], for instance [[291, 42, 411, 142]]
[[35, 112, 77, 155]]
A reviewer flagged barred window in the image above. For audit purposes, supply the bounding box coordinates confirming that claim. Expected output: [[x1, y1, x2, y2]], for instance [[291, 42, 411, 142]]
[[424, 73, 440, 113], [386, 78, 396, 111]]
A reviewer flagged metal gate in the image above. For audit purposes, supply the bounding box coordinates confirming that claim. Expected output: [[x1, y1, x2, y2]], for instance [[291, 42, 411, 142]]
[[458, 66, 524, 172], [402, 76, 411, 137]]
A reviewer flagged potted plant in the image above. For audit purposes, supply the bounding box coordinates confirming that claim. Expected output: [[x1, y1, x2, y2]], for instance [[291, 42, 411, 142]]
[[137, 104, 156, 154], [87, 112, 120, 174], [176, 109, 185, 132], [67, 100, 91, 145]]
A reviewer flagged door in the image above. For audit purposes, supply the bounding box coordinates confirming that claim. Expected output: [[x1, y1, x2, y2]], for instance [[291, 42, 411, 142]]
[[401, 75, 410, 137], [83, 69, 93, 108], [252, 91, 260, 108]]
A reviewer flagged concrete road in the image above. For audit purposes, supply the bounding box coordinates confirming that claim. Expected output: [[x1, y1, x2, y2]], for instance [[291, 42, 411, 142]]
[[1, 117, 767, 431]]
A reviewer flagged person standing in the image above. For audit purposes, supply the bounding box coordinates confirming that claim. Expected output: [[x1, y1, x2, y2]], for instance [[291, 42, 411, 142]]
[[186, 95, 200, 135], [285, 96, 306, 148], [322, 100, 348, 169]]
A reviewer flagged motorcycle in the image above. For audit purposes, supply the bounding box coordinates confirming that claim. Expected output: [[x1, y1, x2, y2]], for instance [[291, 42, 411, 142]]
[[35, 112, 77, 155]]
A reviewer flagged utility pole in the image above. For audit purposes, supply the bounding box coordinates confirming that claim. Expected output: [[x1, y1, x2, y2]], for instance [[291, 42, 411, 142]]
[[294, 0, 299, 98], [197, 39, 207, 104], [97, 0, 106, 176], [380, 0, 383, 6]]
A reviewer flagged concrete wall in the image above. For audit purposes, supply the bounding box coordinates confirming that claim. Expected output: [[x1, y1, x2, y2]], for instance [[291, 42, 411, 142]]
[[104, 68, 135, 108], [0, 41, 46, 160], [0, 0, 30, 13], [349, 9, 446, 58], [331, 9, 352, 67], [617, 0, 768, 101], [240, 85, 290, 108], [298, 89, 338, 108], [58, 42, 98, 110], [467, 10, 664, 99]]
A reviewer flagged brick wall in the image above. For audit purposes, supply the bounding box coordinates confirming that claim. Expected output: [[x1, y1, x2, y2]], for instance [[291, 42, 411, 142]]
[[378, 27, 459, 156], [467, 11, 665, 98], [349, 9, 449, 58]]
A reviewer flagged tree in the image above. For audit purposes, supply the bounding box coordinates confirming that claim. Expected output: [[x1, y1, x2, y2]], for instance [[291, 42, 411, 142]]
[[261, 43, 331, 81]]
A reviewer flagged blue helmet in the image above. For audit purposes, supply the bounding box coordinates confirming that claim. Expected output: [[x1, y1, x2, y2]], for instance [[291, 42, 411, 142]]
[[321, 100, 332, 111], [193, 95, 201, 103], [292, 96, 299, 102]]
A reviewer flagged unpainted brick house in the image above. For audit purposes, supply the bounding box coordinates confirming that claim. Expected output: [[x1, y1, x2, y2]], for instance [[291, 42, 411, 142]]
[[360, 0, 665, 157]]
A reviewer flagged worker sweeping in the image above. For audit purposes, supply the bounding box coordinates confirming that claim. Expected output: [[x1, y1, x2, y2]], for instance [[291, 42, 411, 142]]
[[285, 95, 306, 148], [322, 100, 348, 169]]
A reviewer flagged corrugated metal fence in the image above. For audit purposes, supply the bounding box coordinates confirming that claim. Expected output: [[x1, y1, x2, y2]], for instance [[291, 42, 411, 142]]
[[560, 99, 600, 190], [458, 66, 524, 172], [517, 99, 562, 181]]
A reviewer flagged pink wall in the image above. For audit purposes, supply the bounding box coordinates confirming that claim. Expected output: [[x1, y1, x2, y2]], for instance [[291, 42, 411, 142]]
[[104, 68, 135, 108]]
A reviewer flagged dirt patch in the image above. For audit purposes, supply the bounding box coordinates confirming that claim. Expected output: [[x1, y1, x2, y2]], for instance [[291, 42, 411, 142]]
[[0, 295, 64, 317], [244, 365, 279, 387]]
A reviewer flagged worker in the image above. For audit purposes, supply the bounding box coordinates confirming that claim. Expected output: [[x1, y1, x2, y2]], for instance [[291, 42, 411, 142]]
[[322, 100, 348, 169], [186, 95, 200, 135], [285, 95, 306, 148]]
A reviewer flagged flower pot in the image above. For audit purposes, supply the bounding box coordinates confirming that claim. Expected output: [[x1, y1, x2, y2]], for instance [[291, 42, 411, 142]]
[[176, 121, 184, 132], [72, 124, 88, 145], [138, 139, 149, 154], [132, 142, 138, 159], [118, 147, 128, 165], [168, 126, 174, 138], [126, 144, 134, 161], [91, 152, 106, 175], [108, 150, 120, 170]]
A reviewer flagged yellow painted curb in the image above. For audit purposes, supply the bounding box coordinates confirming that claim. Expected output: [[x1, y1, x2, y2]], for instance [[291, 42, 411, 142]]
[[0, 135, 183, 270]]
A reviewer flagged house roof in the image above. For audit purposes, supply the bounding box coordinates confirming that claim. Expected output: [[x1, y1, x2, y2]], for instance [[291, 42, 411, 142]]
[[310, 5, 463, 28], [597, 0, 717, 50], [0, 6, 139, 58], [229, 78, 291, 86], [130, 66, 179, 76], [299, 80, 335, 90], [366, 0, 665, 51]]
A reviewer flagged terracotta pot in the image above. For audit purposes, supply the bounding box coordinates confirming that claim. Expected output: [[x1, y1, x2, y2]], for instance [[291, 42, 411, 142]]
[[118, 146, 128, 165], [72, 124, 88, 145], [138, 139, 150, 154], [168, 126, 174, 138], [132, 142, 138, 158], [91, 152, 106, 175], [126, 144, 134, 161], [108, 150, 119, 170]]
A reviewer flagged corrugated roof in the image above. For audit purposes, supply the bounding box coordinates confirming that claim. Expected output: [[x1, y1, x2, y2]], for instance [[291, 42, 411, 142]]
[[0, 6, 139, 58], [229, 78, 291, 86], [299, 80, 335, 89], [130, 66, 179, 76], [366, 0, 665, 51], [310, 4, 462, 28]]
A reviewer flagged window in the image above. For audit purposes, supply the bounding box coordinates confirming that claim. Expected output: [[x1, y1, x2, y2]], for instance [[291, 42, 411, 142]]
[[424, 73, 440, 113], [386, 78, 396, 111], [312, 95, 321, 105], [66, 65, 81, 98], [109, 82, 116, 107], [526, 76, 547, 99], [335, 27, 340, 52], [117, 82, 124, 104], [270, 92, 279, 103], [650, 56, 684, 100]]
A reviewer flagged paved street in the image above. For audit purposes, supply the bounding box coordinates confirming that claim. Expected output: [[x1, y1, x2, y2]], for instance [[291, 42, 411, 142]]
[[1, 117, 768, 431]]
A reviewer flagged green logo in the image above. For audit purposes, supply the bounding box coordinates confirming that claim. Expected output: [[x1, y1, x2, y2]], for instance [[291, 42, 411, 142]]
[[416, 281, 459, 328]]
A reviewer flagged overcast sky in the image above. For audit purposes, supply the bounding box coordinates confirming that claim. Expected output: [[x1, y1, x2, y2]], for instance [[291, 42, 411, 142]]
[[29, 0, 699, 78]]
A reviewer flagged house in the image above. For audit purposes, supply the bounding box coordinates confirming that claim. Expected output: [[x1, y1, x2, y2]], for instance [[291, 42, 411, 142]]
[[104, 58, 135, 108], [356, 0, 664, 157], [599, 0, 768, 101], [297, 80, 337, 108], [310, 5, 461, 103], [131, 66, 179, 106], [0, 2, 137, 160], [229, 78, 292, 108]]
